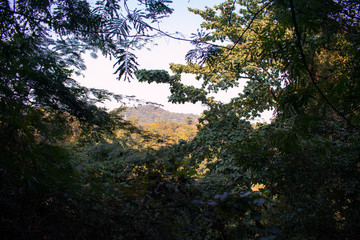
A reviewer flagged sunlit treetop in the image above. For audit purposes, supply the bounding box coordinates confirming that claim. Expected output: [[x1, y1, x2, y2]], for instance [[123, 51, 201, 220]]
[[138, 0, 360, 128]]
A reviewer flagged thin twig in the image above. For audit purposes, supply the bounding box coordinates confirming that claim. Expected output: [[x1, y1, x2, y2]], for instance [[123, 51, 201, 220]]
[[227, 0, 273, 54], [228, 0, 237, 25]]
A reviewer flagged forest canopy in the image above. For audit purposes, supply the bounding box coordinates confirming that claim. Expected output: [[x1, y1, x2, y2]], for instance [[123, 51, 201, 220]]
[[137, 0, 360, 238], [1, 0, 360, 239]]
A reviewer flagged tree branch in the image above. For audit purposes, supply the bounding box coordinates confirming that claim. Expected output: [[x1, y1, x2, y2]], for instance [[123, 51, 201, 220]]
[[228, 0, 273, 53], [289, 0, 358, 130]]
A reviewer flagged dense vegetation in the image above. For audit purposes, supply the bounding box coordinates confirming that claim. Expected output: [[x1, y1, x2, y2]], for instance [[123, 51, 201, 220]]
[[1, 0, 360, 239], [121, 106, 198, 144]]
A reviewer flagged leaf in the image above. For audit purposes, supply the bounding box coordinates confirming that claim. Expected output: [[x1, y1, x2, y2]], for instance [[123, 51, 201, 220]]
[[90, 52, 98, 59], [186, 169, 197, 177], [113, 50, 139, 81]]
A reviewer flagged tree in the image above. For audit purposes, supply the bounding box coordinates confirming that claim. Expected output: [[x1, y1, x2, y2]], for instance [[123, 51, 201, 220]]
[[137, 0, 360, 238], [0, 0, 175, 238]]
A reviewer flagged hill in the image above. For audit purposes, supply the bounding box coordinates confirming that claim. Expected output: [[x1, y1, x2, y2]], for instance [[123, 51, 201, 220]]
[[122, 105, 199, 125]]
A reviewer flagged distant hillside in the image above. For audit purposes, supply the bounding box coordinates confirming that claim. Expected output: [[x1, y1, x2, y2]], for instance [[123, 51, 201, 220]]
[[122, 105, 199, 125]]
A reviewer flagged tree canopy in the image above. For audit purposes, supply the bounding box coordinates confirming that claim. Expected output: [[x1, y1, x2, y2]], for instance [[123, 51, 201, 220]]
[[1, 0, 360, 239], [138, 0, 360, 238], [0, 0, 175, 174]]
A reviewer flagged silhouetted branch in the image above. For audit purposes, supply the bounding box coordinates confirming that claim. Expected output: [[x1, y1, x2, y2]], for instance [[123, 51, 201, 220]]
[[289, 0, 358, 130]]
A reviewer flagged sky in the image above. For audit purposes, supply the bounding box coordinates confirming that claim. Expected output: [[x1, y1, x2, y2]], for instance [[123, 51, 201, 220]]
[[75, 0, 259, 118]]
